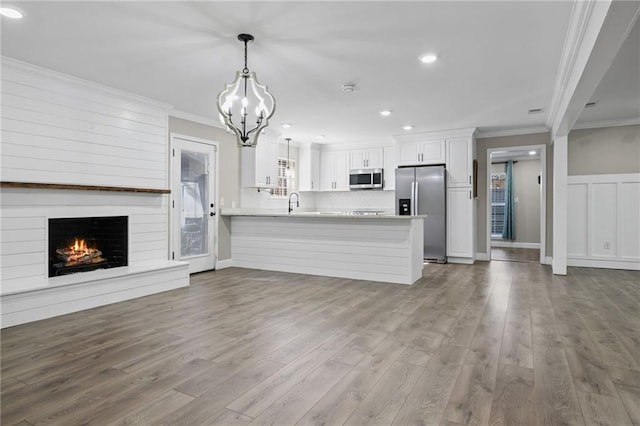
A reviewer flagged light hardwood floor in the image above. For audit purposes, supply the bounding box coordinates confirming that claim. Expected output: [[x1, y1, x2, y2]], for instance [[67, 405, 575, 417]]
[[1, 262, 639, 425]]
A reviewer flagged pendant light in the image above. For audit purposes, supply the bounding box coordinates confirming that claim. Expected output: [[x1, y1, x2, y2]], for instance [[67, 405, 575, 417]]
[[217, 33, 276, 148]]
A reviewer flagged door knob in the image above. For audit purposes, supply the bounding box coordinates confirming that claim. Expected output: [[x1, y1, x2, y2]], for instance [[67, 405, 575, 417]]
[[210, 212, 215, 216]]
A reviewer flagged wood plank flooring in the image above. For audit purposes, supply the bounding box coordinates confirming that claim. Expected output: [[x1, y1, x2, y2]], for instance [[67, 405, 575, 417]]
[[2, 262, 639, 425]]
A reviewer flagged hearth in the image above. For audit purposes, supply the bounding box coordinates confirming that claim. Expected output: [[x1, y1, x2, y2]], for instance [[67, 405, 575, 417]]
[[48, 216, 128, 277]]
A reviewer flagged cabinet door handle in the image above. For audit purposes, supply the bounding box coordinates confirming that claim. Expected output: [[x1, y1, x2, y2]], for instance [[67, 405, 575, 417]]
[[469, 190, 472, 199], [469, 175, 472, 185]]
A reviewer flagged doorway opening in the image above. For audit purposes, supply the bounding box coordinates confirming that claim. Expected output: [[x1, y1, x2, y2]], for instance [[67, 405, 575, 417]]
[[486, 144, 546, 264]]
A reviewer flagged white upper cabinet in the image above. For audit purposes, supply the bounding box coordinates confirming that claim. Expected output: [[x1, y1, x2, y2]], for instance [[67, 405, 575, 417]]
[[446, 137, 473, 187], [241, 136, 279, 188], [320, 150, 350, 191], [350, 147, 384, 169], [397, 139, 445, 166], [383, 146, 396, 190], [299, 143, 321, 191]]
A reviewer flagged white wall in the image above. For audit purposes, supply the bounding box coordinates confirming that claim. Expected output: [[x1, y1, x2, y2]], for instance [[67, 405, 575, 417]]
[[1, 57, 170, 189], [568, 173, 640, 270], [0, 58, 186, 325]]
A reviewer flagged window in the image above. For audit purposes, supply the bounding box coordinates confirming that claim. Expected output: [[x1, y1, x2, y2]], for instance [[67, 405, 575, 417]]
[[273, 157, 296, 197], [491, 172, 506, 237]]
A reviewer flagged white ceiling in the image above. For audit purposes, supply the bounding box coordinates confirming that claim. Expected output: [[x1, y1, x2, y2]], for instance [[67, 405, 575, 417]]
[[1, 1, 636, 145]]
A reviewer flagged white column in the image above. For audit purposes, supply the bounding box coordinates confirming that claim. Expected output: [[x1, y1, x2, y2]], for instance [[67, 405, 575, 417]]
[[552, 135, 568, 275]]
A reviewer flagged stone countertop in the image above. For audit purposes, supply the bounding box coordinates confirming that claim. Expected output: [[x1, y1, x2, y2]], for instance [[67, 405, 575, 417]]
[[220, 208, 426, 220]]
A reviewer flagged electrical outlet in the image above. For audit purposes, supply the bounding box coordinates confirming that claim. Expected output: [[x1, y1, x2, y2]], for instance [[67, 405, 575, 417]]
[[604, 241, 611, 249]]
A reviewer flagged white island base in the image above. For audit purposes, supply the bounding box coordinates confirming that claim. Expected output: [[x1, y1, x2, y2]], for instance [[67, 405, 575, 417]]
[[225, 212, 424, 285]]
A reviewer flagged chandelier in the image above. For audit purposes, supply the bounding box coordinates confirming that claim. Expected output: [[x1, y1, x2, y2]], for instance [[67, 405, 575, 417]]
[[217, 33, 276, 148]]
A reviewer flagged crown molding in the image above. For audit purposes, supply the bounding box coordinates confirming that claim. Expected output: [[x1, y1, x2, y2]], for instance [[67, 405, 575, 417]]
[[393, 127, 477, 143], [1, 55, 173, 112], [571, 117, 640, 131], [546, 0, 598, 130], [547, 1, 640, 137], [476, 126, 549, 139], [169, 109, 226, 129]]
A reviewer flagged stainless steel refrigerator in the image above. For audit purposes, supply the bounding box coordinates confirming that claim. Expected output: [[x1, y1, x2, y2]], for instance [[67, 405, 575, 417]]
[[395, 165, 446, 262]]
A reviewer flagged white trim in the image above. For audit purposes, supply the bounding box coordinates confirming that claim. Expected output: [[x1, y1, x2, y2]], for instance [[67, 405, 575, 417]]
[[169, 110, 228, 130], [548, 1, 640, 137], [1, 56, 172, 112], [393, 127, 477, 143], [553, 135, 568, 275], [491, 241, 540, 249], [568, 173, 640, 184], [546, 0, 598, 130], [572, 118, 640, 131], [447, 257, 475, 265], [216, 259, 234, 270], [486, 144, 547, 264], [476, 126, 549, 139], [475, 252, 490, 261], [568, 258, 640, 271], [543, 256, 553, 265]]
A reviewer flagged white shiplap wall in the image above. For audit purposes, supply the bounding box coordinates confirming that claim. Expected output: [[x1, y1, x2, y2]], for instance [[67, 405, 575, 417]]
[[1, 57, 170, 189], [0, 58, 188, 326], [567, 173, 640, 270]]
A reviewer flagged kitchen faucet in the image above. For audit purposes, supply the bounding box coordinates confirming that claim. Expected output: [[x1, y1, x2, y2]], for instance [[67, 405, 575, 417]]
[[288, 192, 299, 214]]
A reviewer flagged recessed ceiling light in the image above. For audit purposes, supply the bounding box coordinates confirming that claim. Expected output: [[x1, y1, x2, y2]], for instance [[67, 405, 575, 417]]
[[0, 7, 23, 19], [379, 110, 392, 117], [318, 134, 325, 139], [403, 125, 413, 131], [529, 151, 536, 155], [281, 123, 291, 128], [419, 54, 438, 64]]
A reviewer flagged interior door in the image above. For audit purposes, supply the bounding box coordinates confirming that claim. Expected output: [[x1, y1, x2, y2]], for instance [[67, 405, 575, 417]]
[[171, 137, 217, 273]]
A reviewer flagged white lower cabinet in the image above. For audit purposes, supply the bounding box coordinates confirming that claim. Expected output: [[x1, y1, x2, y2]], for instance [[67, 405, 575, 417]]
[[447, 186, 474, 260]]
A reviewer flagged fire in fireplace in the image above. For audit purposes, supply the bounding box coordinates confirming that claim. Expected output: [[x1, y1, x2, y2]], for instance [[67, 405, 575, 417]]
[[48, 216, 128, 277]]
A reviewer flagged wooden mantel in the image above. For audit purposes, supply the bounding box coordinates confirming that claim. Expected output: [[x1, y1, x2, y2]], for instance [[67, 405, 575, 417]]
[[0, 181, 171, 194]]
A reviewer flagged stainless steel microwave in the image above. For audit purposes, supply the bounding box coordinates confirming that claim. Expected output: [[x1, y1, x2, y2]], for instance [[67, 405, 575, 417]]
[[349, 168, 384, 190]]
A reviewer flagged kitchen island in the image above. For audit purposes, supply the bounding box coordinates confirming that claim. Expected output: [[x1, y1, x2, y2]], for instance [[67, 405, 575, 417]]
[[222, 210, 424, 285]]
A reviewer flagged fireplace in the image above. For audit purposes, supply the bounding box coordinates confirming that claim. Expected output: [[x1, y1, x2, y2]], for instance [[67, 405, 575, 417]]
[[48, 216, 128, 277]]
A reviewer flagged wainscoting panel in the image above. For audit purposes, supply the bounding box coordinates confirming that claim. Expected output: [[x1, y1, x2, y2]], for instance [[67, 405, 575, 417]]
[[567, 174, 640, 270]]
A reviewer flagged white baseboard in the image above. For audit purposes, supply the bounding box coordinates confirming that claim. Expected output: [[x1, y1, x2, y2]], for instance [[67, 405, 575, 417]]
[[491, 241, 541, 249], [568, 258, 640, 271], [216, 259, 234, 270], [447, 257, 475, 265], [475, 253, 490, 261], [543, 256, 553, 265]]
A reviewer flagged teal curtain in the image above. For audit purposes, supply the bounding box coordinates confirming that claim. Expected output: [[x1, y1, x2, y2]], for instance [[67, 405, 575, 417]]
[[502, 160, 515, 240]]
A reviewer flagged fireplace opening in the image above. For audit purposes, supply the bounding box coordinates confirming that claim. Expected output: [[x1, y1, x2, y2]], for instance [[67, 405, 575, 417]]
[[48, 216, 128, 277]]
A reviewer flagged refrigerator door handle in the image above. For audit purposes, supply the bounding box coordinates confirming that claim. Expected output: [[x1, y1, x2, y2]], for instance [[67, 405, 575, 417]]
[[410, 181, 416, 216], [414, 181, 419, 215]]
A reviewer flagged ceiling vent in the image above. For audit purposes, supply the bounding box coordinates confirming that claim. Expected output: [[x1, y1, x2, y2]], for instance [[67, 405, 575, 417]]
[[585, 101, 597, 108], [527, 108, 544, 114]]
